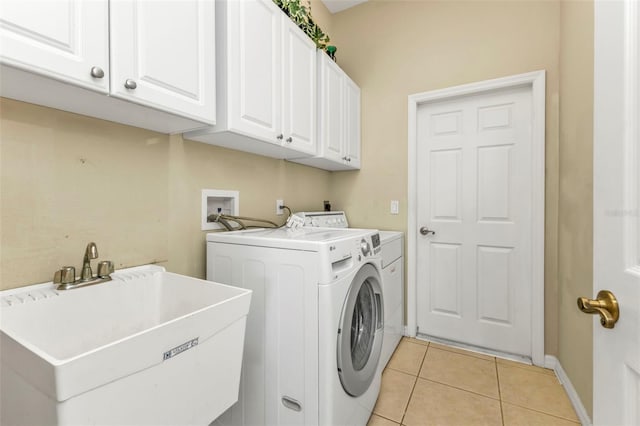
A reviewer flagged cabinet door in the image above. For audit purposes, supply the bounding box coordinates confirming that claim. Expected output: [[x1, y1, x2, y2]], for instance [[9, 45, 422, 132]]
[[0, 0, 108, 93], [227, 0, 281, 142], [344, 76, 361, 169], [281, 18, 316, 155], [318, 52, 344, 162], [110, 0, 215, 125]]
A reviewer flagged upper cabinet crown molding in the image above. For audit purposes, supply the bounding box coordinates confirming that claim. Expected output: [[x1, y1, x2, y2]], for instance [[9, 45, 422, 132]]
[[0, 0, 215, 134], [184, 0, 318, 160]]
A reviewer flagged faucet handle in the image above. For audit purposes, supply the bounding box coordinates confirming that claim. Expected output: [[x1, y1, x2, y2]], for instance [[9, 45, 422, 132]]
[[97, 260, 114, 278], [54, 266, 76, 284]]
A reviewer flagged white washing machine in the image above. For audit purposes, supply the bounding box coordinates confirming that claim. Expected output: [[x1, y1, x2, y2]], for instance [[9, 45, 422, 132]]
[[293, 212, 405, 369], [206, 227, 384, 426]]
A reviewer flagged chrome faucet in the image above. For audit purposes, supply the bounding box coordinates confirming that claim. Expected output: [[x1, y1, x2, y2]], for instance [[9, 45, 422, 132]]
[[81, 242, 98, 281], [53, 242, 114, 290]]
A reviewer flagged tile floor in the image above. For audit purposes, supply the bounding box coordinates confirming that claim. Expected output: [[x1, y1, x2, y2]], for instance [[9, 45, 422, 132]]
[[369, 337, 580, 426]]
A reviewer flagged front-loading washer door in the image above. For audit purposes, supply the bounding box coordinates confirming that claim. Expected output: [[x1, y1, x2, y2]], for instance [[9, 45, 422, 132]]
[[337, 263, 384, 397]]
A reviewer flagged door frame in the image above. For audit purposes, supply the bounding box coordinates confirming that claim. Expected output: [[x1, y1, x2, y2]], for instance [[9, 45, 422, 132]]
[[406, 70, 546, 365]]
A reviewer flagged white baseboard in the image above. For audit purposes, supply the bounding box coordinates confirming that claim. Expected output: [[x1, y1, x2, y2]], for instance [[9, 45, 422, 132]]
[[404, 325, 414, 337], [545, 355, 592, 426]]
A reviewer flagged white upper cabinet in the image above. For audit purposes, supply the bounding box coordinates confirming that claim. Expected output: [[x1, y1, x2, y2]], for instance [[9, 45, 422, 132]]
[[228, 0, 281, 141], [185, 0, 317, 159], [0, 0, 215, 134], [343, 76, 361, 168], [321, 56, 345, 163], [281, 16, 317, 155], [0, 0, 109, 92], [110, 0, 215, 124], [290, 51, 362, 170]]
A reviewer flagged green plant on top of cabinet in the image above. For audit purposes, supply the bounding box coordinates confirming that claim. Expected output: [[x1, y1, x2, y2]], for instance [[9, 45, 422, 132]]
[[0, 0, 215, 134], [273, 0, 331, 50], [184, 0, 317, 160], [289, 51, 361, 171]]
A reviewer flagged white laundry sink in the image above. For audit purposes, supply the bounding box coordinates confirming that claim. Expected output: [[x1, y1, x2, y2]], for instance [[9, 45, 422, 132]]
[[0, 265, 252, 426]]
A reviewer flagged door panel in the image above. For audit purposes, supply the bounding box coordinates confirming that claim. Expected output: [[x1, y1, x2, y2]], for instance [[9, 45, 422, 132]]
[[430, 149, 462, 221], [0, 0, 108, 92], [239, 0, 279, 136], [319, 54, 344, 162], [344, 76, 361, 167], [110, 0, 215, 124], [417, 86, 532, 356], [225, 0, 280, 139], [282, 18, 316, 155], [430, 243, 462, 317], [477, 245, 513, 324], [477, 145, 512, 222]]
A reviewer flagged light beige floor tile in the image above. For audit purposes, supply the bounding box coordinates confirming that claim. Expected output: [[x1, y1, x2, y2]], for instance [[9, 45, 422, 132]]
[[402, 336, 430, 346], [367, 414, 400, 426], [403, 378, 502, 426], [373, 368, 416, 423], [498, 364, 579, 422], [502, 402, 581, 425], [387, 340, 428, 376], [429, 342, 495, 361], [419, 347, 499, 398], [497, 357, 555, 376]]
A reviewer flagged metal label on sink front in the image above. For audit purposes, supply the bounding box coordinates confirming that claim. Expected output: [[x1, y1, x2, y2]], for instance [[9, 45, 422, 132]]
[[163, 338, 199, 361]]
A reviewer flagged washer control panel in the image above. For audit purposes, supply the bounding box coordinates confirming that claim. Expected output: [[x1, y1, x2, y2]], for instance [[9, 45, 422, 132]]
[[293, 211, 349, 228], [360, 239, 371, 256]]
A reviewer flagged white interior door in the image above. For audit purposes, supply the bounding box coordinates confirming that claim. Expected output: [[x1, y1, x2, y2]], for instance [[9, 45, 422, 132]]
[[416, 85, 535, 357], [591, 1, 640, 424]]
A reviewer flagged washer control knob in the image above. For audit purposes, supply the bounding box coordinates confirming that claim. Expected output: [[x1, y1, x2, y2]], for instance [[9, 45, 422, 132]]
[[360, 239, 371, 256]]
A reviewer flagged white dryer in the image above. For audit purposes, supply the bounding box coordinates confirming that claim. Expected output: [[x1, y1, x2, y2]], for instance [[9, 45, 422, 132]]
[[206, 227, 383, 426]]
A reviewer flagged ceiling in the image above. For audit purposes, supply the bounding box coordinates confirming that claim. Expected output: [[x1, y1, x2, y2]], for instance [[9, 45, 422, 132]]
[[321, 0, 368, 14]]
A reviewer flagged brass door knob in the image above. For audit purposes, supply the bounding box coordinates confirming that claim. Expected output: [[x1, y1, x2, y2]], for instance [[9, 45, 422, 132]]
[[577, 290, 619, 329]]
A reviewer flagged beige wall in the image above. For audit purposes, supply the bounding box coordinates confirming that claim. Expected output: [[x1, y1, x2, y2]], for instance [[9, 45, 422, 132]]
[[0, 0, 334, 290], [0, 98, 331, 289], [558, 0, 594, 416], [0, 0, 594, 416], [328, 0, 562, 356]]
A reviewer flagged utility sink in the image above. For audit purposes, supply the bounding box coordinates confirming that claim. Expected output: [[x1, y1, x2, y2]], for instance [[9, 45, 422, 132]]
[[0, 265, 252, 426]]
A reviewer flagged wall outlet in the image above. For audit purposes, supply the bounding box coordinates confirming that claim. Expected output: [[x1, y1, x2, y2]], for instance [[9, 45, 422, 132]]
[[390, 200, 400, 215], [276, 199, 285, 215], [202, 189, 239, 230]]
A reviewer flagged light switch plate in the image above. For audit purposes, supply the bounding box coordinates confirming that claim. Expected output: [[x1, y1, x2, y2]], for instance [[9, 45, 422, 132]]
[[391, 200, 399, 215]]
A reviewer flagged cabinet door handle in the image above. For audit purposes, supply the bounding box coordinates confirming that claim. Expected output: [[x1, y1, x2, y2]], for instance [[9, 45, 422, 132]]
[[276, 134, 284, 140], [285, 137, 293, 143], [90, 66, 104, 79], [124, 79, 137, 90]]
